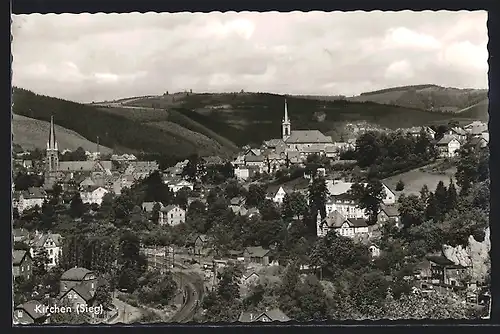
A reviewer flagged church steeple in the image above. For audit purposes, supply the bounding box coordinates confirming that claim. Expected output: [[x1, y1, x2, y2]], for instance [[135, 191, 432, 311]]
[[47, 115, 58, 151], [282, 98, 291, 141], [46, 115, 59, 172]]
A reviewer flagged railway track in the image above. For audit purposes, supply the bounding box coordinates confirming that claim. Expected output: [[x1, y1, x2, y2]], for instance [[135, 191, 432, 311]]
[[146, 256, 204, 323]]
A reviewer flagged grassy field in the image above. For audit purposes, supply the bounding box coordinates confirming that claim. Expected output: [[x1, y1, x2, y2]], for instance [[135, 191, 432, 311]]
[[12, 114, 113, 153], [347, 84, 488, 116], [383, 160, 457, 198]]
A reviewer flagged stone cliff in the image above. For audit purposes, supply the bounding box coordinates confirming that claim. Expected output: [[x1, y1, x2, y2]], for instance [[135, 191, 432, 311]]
[[442, 227, 490, 283]]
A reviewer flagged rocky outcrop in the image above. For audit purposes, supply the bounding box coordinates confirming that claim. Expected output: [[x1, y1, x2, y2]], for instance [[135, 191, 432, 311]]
[[442, 228, 490, 283]]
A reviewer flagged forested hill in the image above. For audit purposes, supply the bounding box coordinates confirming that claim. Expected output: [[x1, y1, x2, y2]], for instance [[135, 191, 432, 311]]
[[11, 87, 237, 161], [347, 84, 488, 116], [123, 91, 483, 146]]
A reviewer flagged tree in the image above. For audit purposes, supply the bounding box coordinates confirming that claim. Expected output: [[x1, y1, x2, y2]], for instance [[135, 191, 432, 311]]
[[182, 154, 199, 182], [151, 202, 161, 224], [94, 282, 113, 309], [245, 184, 266, 207], [349, 179, 385, 225], [32, 248, 51, 276], [398, 194, 426, 228], [70, 193, 86, 218], [355, 131, 382, 167], [446, 179, 458, 212], [282, 192, 308, 220], [434, 181, 448, 221], [395, 180, 405, 191], [308, 176, 329, 218]]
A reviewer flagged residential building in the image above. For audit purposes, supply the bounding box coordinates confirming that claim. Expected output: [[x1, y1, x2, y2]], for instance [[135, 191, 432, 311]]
[[30, 232, 63, 268], [187, 234, 211, 256], [266, 185, 289, 205], [436, 135, 461, 158], [243, 246, 271, 266], [325, 179, 396, 205], [13, 187, 47, 212], [316, 210, 369, 238], [448, 127, 468, 141], [238, 308, 291, 322], [377, 204, 402, 228], [160, 205, 185, 226], [59, 267, 98, 302], [80, 186, 109, 205], [13, 300, 50, 324], [316, 210, 346, 237], [13, 228, 29, 243], [325, 194, 368, 220], [469, 136, 488, 150], [124, 161, 159, 179], [416, 256, 470, 287], [166, 179, 194, 193], [13, 250, 32, 280]]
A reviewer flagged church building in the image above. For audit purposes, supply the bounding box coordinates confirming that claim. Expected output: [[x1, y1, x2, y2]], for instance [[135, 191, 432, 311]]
[[44, 116, 113, 190], [264, 99, 335, 158]]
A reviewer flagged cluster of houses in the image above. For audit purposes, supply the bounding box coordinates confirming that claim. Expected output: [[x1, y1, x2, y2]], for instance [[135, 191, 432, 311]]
[[13, 266, 111, 324], [401, 121, 489, 158], [231, 99, 356, 181]]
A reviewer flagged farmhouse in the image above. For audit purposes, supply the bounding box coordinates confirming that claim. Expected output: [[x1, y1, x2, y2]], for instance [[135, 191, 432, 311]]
[[13, 250, 33, 280], [13, 300, 50, 324], [30, 232, 63, 268], [13, 187, 47, 213], [79, 186, 109, 205], [160, 205, 185, 226], [244, 246, 271, 266], [436, 135, 461, 158]]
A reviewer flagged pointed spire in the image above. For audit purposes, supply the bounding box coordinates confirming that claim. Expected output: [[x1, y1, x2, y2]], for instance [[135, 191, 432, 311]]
[[284, 98, 289, 123], [47, 115, 57, 151]]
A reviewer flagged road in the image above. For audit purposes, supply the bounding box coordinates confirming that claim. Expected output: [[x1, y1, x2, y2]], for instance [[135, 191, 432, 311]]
[[147, 256, 204, 323], [108, 296, 144, 324]]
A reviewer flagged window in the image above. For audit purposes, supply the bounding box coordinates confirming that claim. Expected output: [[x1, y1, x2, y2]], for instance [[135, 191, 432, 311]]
[[27, 265, 30, 270], [17, 310, 23, 318], [21, 267, 24, 272], [91, 283, 94, 289], [49, 249, 53, 255], [171, 214, 174, 218]]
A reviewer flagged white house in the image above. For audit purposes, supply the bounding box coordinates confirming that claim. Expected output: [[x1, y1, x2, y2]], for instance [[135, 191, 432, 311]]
[[266, 186, 288, 205], [325, 195, 368, 219], [160, 205, 186, 226], [235, 167, 250, 181], [13, 187, 47, 213], [316, 210, 369, 238], [325, 179, 396, 205], [29, 232, 62, 268], [167, 180, 194, 193], [79, 186, 109, 205], [436, 135, 461, 158]]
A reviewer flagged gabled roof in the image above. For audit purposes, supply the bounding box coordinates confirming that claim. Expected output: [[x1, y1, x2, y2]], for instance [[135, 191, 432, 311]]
[[21, 187, 47, 199], [450, 127, 467, 136], [61, 267, 93, 281], [201, 156, 225, 165], [285, 130, 333, 144], [230, 197, 245, 206], [426, 255, 458, 267], [244, 246, 270, 258], [61, 283, 93, 302], [15, 300, 48, 320], [59, 160, 112, 172], [13, 250, 30, 265], [263, 139, 285, 147], [245, 155, 265, 163], [437, 134, 460, 145], [380, 204, 399, 217], [322, 210, 346, 228], [162, 204, 184, 213], [31, 233, 63, 248], [344, 218, 368, 228], [326, 180, 353, 196]]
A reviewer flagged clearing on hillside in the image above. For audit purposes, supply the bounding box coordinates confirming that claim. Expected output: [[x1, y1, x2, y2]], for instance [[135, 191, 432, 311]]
[[12, 114, 113, 153], [383, 161, 457, 198]]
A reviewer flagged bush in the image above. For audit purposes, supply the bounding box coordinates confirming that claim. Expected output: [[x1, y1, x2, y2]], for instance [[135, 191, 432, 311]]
[[395, 180, 405, 191]]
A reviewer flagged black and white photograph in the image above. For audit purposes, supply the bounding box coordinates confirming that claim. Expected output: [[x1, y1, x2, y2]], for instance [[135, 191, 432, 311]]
[[11, 10, 491, 324]]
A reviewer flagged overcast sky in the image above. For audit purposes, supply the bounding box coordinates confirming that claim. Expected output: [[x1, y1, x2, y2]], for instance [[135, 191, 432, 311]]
[[12, 11, 488, 103]]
